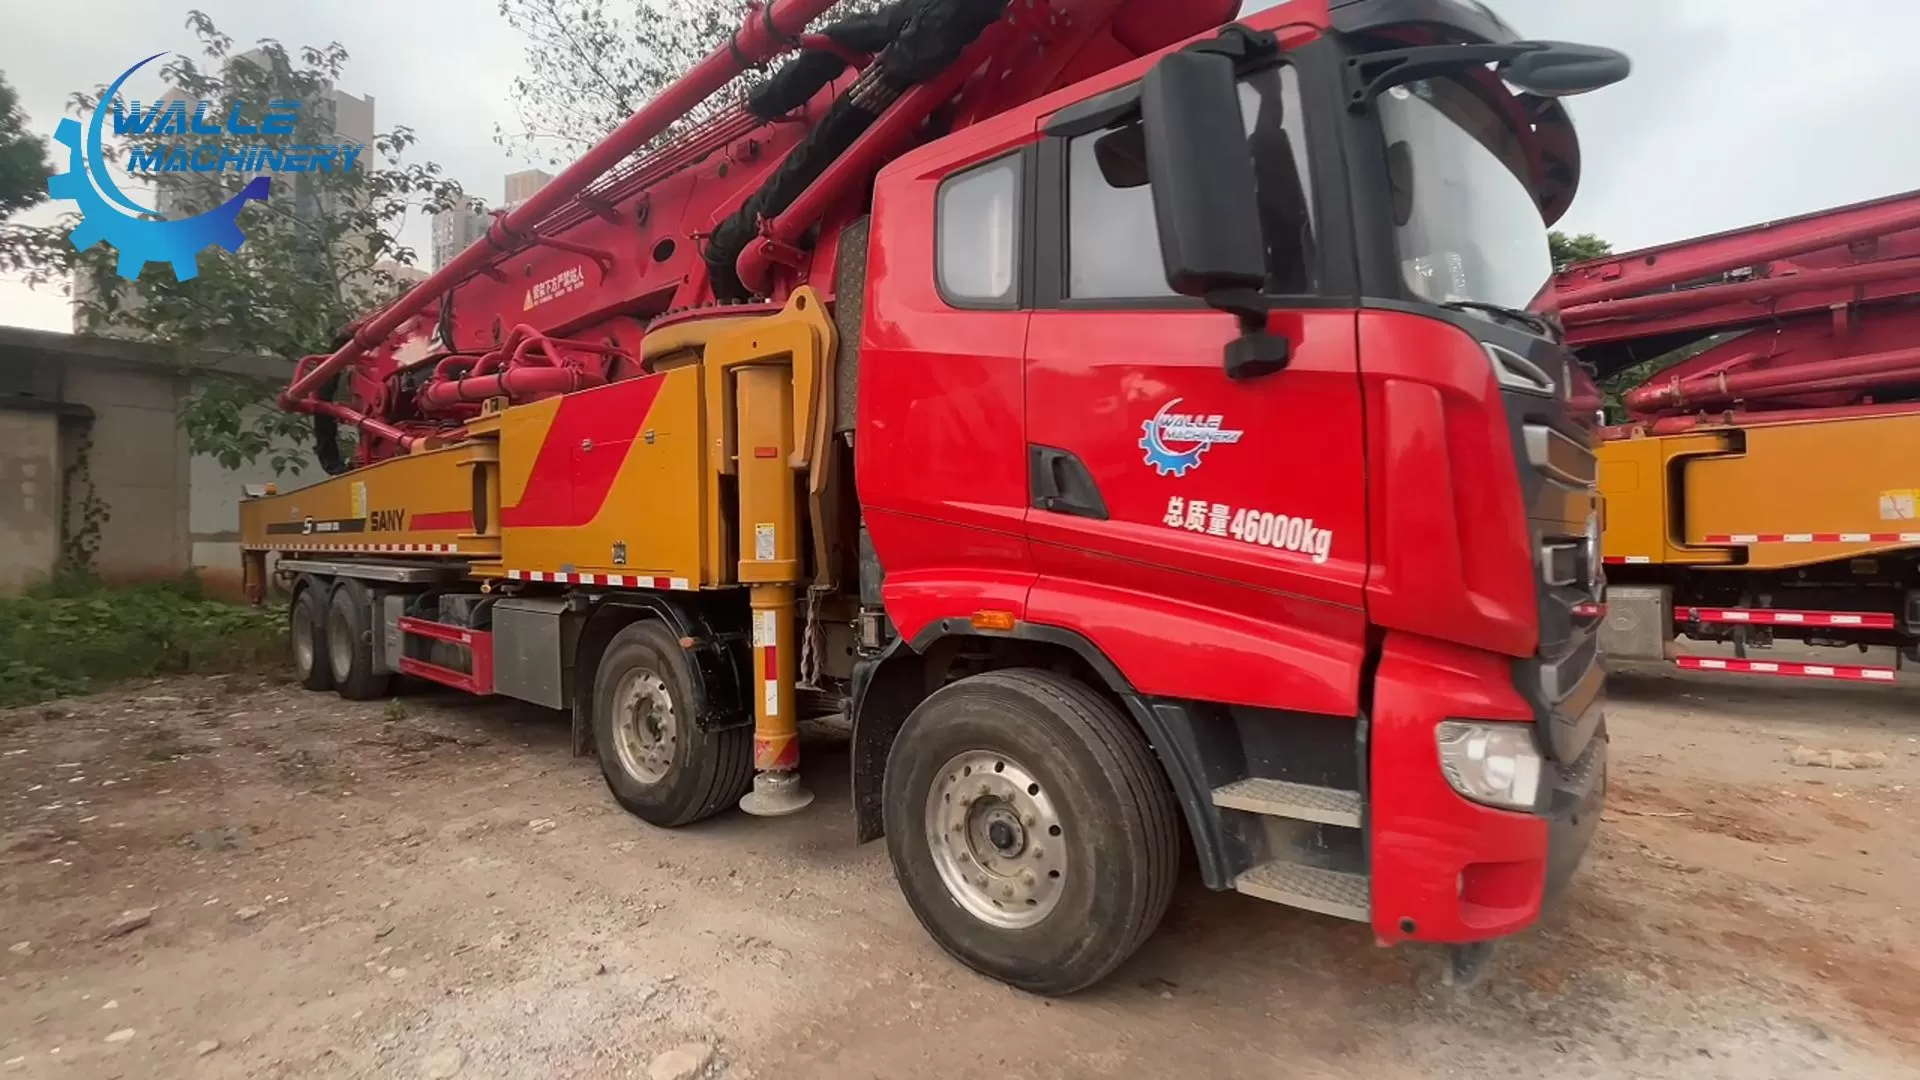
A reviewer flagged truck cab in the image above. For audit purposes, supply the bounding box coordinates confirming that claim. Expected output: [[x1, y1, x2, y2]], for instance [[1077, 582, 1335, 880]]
[[850, 0, 1616, 990]]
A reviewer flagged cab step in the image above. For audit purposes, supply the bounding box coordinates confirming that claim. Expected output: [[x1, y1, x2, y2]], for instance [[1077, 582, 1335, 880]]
[[1232, 861, 1370, 922], [1211, 778, 1362, 827]]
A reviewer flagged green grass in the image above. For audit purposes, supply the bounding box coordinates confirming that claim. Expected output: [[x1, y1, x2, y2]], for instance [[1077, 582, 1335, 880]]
[[0, 574, 285, 708]]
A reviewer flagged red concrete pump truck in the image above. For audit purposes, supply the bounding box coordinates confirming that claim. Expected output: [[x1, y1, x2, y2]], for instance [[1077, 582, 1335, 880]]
[[1559, 192, 1920, 684], [240, 0, 1626, 992]]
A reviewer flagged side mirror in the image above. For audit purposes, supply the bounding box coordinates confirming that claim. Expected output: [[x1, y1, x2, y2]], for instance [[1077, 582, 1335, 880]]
[[1500, 41, 1632, 98], [1348, 41, 1631, 110], [1141, 50, 1290, 379], [1141, 51, 1265, 300]]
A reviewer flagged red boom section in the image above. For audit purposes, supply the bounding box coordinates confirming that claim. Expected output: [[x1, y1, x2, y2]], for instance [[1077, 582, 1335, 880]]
[[1551, 188, 1920, 435], [276, 0, 1243, 467], [281, 0, 842, 415]]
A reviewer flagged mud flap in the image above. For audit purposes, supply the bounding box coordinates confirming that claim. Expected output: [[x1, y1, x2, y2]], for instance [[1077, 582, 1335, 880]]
[[1444, 940, 1498, 989]]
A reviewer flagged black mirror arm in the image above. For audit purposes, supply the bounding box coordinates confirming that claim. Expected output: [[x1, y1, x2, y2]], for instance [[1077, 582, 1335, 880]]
[[1343, 43, 1541, 112], [1206, 286, 1292, 381]]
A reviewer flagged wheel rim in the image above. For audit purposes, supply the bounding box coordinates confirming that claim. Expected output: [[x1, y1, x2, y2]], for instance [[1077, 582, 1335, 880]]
[[327, 604, 354, 680], [925, 750, 1067, 930], [611, 669, 677, 785], [292, 603, 316, 675]]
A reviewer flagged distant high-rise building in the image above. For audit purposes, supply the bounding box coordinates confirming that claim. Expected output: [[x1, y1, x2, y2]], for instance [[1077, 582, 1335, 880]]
[[153, 50, 375, 220], [430, 168, 550, 271], [504, 169, 554, 209], [374, 260, 430, 287], [431, 201, 491, 271]]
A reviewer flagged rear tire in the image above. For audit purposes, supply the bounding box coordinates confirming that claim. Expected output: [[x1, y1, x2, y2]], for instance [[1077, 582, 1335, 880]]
[[291, 583, 334, 692], [591, 620, 751, 827], [326, 580, 391, 701], [881, 669, 1179, 996]]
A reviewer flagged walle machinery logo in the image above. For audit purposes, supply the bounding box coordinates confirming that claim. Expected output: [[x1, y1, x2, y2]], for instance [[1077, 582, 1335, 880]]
[[44, 52, 367, 280]]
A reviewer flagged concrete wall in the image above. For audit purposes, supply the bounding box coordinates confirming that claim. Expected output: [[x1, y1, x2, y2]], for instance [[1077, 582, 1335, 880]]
[[0, 410, 63, 591], [190, 419, 302, 597], [0, 326, 294, 595], [59, 358, 193, 583]]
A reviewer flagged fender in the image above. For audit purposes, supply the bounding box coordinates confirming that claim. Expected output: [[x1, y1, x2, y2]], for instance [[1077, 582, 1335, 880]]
[[1025, 575, 1368, 717], [848, 618, 1240, 890], [571, 592, 752, 755]]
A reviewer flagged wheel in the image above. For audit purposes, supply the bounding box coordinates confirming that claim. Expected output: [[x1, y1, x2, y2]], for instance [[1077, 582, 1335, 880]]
[[326, 580, 391, 701], [591, 620, 751, 828], [291, 582, 334, 692], [881, 669, 1179, 996]]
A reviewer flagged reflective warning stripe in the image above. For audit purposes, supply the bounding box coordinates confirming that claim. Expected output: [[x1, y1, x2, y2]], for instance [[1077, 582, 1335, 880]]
[[1603, 555, 1652, 565], [762, 640, 779, 717], [1675, 656, 1897, 681], [1678, 607, 1897, 630], [504, 570, 693, 590], [250, 543, 461, 553], [1705, 532, 1920, 544]]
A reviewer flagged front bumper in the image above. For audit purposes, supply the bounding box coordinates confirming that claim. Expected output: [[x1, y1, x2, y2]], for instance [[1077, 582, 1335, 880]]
[[1369, 632, 1606, 945]]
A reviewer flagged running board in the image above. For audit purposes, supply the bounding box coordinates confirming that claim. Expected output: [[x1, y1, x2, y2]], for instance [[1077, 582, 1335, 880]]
[[1233, 862, 1370, 922], [1211, 778, 1362, 828], [1675, 655, 1896, 682]]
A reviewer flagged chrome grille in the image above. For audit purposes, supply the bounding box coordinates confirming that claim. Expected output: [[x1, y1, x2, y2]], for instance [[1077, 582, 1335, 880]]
[[1518, 408, 1603, 764]]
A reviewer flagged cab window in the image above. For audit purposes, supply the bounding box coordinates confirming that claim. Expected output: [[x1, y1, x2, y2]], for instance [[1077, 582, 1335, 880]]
[[936, 155, 1021, 308], [1066, 65, 1317, 301]]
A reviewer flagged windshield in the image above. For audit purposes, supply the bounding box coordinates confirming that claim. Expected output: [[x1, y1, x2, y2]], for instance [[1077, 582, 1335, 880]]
[[1377, 78, 1553, 315]]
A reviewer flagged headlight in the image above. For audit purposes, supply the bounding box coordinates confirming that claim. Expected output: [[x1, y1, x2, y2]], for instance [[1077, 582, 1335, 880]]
[[1436, 721, 1542, 811]]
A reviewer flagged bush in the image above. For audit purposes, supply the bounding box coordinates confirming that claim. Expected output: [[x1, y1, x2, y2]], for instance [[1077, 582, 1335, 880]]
[[0, 575, 285, 707]]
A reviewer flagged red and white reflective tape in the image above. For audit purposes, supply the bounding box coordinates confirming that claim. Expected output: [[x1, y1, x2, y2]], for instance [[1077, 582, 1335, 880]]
[[257, 542, 461, 554], [1675, 655, 1897, 682], [1678, 607, 1897, 629], [1705, 532, 1920, 545], [1603, 555, 1652, 565], [752, 609, 780, 720], [505, 570, 692, 590], [762, 640, 779, 717]]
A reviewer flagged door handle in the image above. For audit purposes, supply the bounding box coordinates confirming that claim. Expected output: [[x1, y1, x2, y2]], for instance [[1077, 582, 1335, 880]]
[[1029, 445, 1110, 521]]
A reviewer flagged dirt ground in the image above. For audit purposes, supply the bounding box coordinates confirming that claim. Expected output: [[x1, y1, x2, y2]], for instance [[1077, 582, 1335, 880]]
[[2, 665, 1918, 1080]]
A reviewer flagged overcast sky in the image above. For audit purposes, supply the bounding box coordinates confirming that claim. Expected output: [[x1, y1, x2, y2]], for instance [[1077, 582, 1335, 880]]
[[5, 0, 1919, 331]]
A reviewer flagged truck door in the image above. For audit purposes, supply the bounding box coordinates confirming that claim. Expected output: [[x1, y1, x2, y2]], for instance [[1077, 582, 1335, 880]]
[[1022, 63, 1370, 715], [856, 123, 1039, 638]]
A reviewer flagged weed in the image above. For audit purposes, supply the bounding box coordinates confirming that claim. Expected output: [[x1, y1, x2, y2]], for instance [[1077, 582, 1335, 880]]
[[0, 575, 284, 707]]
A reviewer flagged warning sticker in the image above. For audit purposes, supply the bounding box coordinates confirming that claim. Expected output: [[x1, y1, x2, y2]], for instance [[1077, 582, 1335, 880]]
[[350, 481, 368, 519], [755, 523, 776, 561], [1880, 490, 1918, 521], [753, 610, 777, 648], [764, 680, 779, 717]]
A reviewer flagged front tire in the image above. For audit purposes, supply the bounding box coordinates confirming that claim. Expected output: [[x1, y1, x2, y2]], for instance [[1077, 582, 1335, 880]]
[[881, 669, 1179, 996], [291, 583, 334, 692], [591, 620, 751, 828]]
